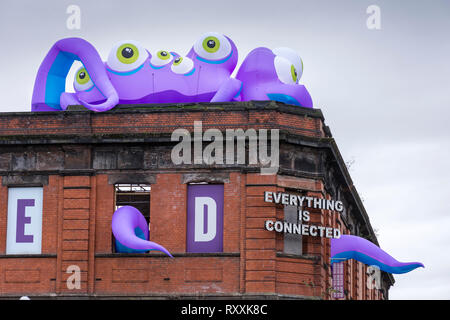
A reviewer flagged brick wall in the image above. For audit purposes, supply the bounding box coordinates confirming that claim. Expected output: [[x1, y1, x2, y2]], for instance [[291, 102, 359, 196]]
[[0, 104, 326, 139], [0, 103, 389, 299], [0, 171, 352, 298]]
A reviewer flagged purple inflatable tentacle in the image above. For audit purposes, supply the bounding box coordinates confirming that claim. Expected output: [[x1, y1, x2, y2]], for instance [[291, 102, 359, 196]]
[[78, 95, 118, 112], [210, 78, 242, 102], [56, 38, 119, 111], [112, 206, 173, 257], [32, 37, 118, 112], [32, 47, 60, 111], [331, 235, 423, 271], [60, 40, 118, 111], [60, 92, 81, 110]]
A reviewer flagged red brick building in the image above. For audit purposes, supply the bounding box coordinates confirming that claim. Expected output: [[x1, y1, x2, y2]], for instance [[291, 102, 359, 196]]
[[0, 101, 394, 299]]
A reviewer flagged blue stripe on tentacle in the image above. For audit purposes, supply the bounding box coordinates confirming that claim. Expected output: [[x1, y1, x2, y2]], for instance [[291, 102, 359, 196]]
[[331, 251, 424, 274], [45, 51, 80, 110]]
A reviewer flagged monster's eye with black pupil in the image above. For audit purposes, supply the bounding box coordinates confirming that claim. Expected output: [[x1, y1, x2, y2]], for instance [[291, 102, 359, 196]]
[[272, 47, 303, 83], [171, 56, 194, 74], [121, 47, 134, 59], [194, 32, 231, 61], [157, 51, 170, 59], [202, 36, 220, 53], [107, 40, 149, 72], [274, 56, 297, 85], [151, 50, 173, 67], [76, 68, 90, 85], [116, 43, 139, 64], [73, 67, 94, 92], [291, 65, 298, 82]]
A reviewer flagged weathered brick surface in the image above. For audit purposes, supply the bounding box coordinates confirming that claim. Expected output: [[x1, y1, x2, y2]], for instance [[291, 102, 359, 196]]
[[94, 175, 114, 253], [94, 256, 239, 295], [58, 176, 92, 293], [149, 174, 186, 252], [0, 104, 326, 139], [0, 104, 389, 299], [42, 175, 59, 254], [0, 258, 56, 294]]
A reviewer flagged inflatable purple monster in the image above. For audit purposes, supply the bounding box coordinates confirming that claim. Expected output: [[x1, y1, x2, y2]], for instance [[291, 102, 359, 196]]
[[31, 32, 239, 112], [31, 32, 313, 112]]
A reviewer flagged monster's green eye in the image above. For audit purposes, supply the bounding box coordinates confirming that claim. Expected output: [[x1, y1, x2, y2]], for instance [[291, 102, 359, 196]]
[[291, 65, 298, 83], [274, 56, 297, 85], [171, 56, 194, 75], [76, 68, 90, 85], [107, 40, 149, 73], [117, 43, 139, 64], [73, 67, 94, 92], [173, 57, 183, 65], [150, 50, 174, 67], [202, 36, 220, 53], [272, 47, 303, 83], [157, 51, 170, 60], [194, 32, 232, 61]]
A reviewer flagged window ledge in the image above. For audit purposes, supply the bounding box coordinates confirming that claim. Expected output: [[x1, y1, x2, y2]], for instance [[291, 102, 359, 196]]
[[0, 253, 57, 259], [95, 252, 240, 258], [276, 252, 320, 261]]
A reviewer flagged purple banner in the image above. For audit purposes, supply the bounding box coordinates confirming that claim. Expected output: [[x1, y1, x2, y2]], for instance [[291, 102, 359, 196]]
[[187, 184, 224, 253]]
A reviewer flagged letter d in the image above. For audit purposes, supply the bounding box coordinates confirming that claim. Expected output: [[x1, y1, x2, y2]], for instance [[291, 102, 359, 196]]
[[194, 197, 217, 242]]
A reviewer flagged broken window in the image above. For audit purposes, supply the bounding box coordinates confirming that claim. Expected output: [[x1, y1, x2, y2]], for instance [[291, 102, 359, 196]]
[[113, 183, 151, 253]]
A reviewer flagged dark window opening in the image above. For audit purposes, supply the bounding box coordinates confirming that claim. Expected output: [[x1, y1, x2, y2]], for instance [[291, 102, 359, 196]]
[[113, 183, 151, 253]]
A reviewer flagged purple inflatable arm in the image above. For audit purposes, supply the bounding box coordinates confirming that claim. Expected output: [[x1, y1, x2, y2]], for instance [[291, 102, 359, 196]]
[[331, 235, 424, 274], [210, 78, 242, 102], [32, 37, 118, 112], [111, 206, 173, 257]]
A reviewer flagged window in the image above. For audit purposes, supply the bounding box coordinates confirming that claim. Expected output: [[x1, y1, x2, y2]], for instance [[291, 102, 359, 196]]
[[283, 205, 302, 255], [114, 184, 151, 223], [332, 261, 345, 299], [283, 188, 305, 256], [113, 184, 151, 252]]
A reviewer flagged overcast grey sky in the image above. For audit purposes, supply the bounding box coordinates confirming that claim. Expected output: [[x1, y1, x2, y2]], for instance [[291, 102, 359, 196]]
[[1, 0, 449, 299]]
